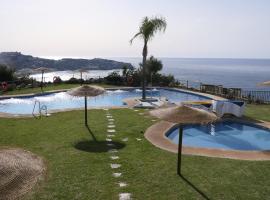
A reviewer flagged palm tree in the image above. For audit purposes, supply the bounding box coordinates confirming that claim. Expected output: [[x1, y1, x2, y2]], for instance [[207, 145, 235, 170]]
[[130, 16, 167, 100]]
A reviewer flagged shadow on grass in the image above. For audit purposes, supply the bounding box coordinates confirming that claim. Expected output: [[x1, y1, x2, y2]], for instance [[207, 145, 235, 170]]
[[179, 174, 210, 200], [85, 125, 97, 141], [74, 140, 126, 153]]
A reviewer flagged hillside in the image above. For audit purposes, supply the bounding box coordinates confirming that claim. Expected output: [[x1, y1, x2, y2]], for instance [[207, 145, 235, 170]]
[[0, 52, 134, 71]]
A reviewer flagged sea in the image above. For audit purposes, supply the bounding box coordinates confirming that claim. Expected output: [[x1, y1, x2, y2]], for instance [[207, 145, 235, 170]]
[[33, 57, 270, 91]]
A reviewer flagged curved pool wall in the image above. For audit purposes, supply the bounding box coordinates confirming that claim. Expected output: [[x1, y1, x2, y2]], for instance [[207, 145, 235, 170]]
[[166, 121, 270, 151], [0, 88, 210, 115]]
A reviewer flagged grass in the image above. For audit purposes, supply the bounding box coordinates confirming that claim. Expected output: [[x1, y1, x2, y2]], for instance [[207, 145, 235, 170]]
[[0, 108, 270, 199], [0, 83, 119, 96], [245, 104, 270, 122]]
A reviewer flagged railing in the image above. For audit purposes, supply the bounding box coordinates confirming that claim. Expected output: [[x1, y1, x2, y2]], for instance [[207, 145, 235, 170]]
[[175, 79, 270, 104], [32, 100, 48, 118], [242, 91, 270, 103]]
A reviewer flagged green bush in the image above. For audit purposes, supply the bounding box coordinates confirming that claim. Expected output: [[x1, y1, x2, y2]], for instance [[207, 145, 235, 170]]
[[0, 64, 15, 82]]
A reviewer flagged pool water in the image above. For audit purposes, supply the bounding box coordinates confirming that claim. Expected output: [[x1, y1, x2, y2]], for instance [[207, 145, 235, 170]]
[[0, 88, 209, 115], [167, 121, 270, 151]]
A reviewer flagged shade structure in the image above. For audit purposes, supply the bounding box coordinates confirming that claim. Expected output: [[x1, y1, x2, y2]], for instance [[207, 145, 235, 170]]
[[150, 105, 219, 175], [77, 68, 89, 85], [34, 67, 51, 91], [68, 85, 105, 126], [258, 81, 270, 87], [149, 105, 218, 125]]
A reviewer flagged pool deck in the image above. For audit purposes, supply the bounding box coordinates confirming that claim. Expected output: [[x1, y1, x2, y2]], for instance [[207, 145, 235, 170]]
[[144, 120, 270, 161]]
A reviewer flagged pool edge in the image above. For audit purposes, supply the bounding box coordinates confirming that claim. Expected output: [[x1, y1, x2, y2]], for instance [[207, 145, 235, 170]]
[[144, 119, 270, 161]]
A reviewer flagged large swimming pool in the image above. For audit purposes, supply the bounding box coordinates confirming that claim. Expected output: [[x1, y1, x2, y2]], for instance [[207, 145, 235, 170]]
[[0, 88, 209, 115], [167, 121, 270, 151]]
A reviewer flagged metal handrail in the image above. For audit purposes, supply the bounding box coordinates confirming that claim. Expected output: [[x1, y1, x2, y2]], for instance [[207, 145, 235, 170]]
[[32, 100, 41, 118], [32, 100, 48, 118]]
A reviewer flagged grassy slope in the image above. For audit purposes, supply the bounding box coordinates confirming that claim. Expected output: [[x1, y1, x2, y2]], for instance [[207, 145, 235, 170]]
[[245, 104, 270, 122], [0, 83, 118, 95], [0, 109, 270, 199]]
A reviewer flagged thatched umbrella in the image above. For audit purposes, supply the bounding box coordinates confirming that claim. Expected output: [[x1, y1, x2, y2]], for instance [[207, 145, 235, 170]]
[[150, 105, 218, 174], [258, 81, 270, 87], [34, 67, 51, 91], [68, 85, 105, 126]]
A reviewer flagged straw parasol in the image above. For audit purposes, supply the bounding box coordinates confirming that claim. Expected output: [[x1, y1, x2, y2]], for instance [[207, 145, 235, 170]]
[[0, 148, 45, 200], [149, 105, 218, 124], [258, 81, 270, 87], [34, 67, 51, 91], [150, 105, 219, 174], [68, 85, 105, 126]]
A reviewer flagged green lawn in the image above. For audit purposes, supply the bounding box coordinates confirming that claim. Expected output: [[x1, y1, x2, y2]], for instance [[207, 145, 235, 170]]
[[245, 104, 270, 122], [0, 108, 270, 199], [0, 83, 119, 96]]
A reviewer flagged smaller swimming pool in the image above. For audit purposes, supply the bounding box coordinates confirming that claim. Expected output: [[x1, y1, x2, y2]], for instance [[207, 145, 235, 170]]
[[167, 121, 270, 151]]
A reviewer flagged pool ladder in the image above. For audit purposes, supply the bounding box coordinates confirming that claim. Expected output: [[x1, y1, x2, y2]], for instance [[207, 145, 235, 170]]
[[32, 100, 49, 118]]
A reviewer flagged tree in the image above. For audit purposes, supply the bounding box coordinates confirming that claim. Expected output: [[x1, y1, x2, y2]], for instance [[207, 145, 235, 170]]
[[130, 16, 167, 99], [0, 64, 14, 82], [145, 56, 163, 83], [122, 65, 128, 77]]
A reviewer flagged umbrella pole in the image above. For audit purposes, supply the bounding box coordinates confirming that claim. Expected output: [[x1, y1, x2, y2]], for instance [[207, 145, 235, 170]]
[[85, 96, 88, 126], [41, 71, 44, 92], [80, 72, 83, 86], [177, 125, 183, 175]]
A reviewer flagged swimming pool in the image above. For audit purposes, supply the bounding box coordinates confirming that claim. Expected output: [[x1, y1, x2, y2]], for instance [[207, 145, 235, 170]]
[[0, 88, 209, 115], [167, 121, 270, 151]]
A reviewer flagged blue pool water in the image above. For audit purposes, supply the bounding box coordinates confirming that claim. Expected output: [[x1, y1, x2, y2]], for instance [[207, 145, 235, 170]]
[[0, 88, 209, 115], [167, 121, 270, 151]]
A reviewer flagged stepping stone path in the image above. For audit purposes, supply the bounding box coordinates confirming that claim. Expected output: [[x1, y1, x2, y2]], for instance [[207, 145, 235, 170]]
[[107, 134, 115, 138], [121, 138, 128, 142], [119, 193, 132, 200], [118, 182, 128, 187], [105, 110, 132, 199]]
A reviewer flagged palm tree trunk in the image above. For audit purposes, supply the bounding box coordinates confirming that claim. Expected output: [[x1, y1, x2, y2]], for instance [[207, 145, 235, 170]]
[[142, 41, 148, 100]]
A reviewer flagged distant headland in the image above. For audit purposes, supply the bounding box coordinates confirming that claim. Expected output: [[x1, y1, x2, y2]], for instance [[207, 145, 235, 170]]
[[0, 52, 134, 71]]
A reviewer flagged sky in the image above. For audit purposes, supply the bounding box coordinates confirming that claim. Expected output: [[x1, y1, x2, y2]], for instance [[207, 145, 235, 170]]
[[0, 0, 270, 59]]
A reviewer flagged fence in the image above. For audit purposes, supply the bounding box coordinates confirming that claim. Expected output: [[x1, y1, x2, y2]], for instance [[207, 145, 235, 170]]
[[176, 80, 270, 104], [242, 90, 270, 103]]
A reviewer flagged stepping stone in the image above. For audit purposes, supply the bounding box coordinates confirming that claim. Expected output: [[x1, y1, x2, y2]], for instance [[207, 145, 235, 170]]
[[103, 108, 109, 111], [106, 138, 112, 142], [108, 121, 114, 124], [134, 110, 139, 112], [108, 119, 115, 121], [107, 143, 115, 147], [110, 163, 121, 169], [118, 182, 128, 187], [136, 138, 142, 141], [112, 172, 122, 178], [119, 193, 131, 200], [106, 116, 113, 118], [151, 119, 156, 122], [107, 129, 116, 133], [108, 149, 118, 153], [108, 125, 116, 128], [107, 134, 115, 138], [121, 138, 128, 142], [110, 156, 119, 160]]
